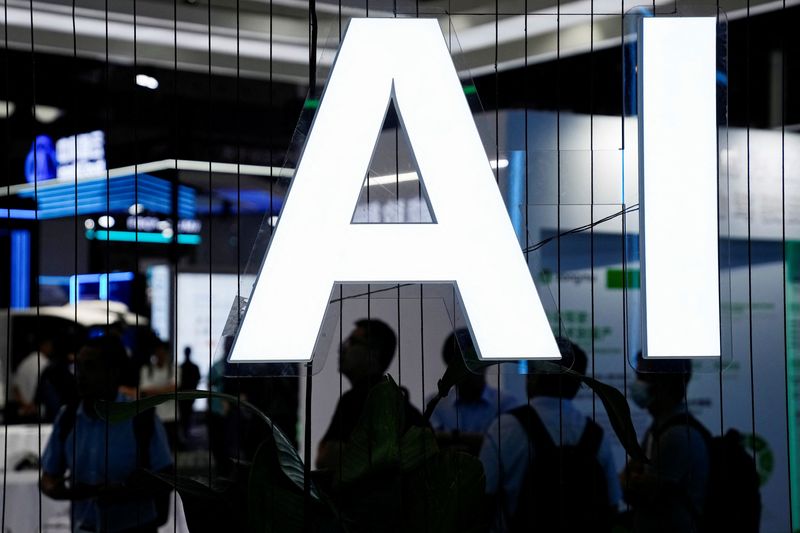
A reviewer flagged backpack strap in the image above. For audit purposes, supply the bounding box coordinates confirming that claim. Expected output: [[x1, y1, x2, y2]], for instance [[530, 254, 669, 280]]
[[653, 412, 712, 444], [509, 405, 556, 451], [510, 404, 604, 455]]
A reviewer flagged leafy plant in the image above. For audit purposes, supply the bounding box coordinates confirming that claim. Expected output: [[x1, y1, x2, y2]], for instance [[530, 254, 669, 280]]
[[98, 378, 486, 533], [98, 360, 645, 532]]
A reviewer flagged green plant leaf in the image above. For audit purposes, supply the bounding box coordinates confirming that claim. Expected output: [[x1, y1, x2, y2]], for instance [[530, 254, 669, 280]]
[[572, 369, 647, 463], [95, 391, 318, 499], [402, 451, 487, 533], [399, 425, 438, 472], [337, 376, 406, 486], [142, 470, 248, 533], [533, 361, 646, 463], [248, 440, 309, 533]]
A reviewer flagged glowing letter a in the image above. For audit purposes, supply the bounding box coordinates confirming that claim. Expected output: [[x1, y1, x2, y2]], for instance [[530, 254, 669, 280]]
[[229, 19, 560, 363]]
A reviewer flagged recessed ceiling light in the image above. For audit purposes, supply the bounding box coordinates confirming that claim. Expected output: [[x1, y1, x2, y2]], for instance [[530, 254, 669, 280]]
[[33, 104, 63, 123], [0, 100, 15, 119], [136, 74, 159, 90]]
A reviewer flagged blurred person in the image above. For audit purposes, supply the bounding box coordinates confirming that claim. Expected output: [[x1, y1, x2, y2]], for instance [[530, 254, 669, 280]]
[[139, 341, 180, 449], [178, 346, 201, 444], [36, 337, 78, 422], [316, 319, 426, 470], [40, 335, 173, 533], [12, 337, 55, 420], [480, 338, 621, 533], [621, 355, 710, 533], [428, 328, 520, 454], [207, 355, 233, 475]]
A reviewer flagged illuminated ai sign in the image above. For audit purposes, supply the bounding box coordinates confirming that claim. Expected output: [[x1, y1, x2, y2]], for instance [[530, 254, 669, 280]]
[[230, 17, 721, 363], [230, 18, 560, 363]]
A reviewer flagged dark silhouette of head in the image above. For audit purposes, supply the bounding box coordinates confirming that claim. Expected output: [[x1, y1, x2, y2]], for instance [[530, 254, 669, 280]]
[[339, 319, 397, 384], [153, 341, 171, 367], [76, 335, 128, 401], [527, 338, 587, 399], [184, 346, 192, 361], [633, 352, 692, 416], [442, 328, 486, 402]]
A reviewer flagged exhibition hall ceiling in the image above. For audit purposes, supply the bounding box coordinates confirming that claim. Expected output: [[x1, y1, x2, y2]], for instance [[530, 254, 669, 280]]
[[1, 0, 794, 84]]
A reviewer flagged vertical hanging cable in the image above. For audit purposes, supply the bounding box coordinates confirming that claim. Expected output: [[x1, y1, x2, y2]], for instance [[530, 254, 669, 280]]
[[207, 0, 214, 487], [70, 0, 79, 527], [716, 0, 726, 489], [304, 0, 317, 524], [492, 0, 502, 525], [131, 0, 144, 527], [1, 0, 10, 526], [589, 0, 597, 425], [171, 0, 180, 524], [781, 0, 795, 527], [26, 0, 43, 527], [619, 0, 630, 493], [744, 0, 757, 471], [102, 0, 112, 525]]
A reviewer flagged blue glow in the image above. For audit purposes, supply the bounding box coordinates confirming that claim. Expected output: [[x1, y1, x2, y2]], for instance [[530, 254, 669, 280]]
[[506, 150, 528, 375], [99, 273, 108, 301], [39, 275, 71, 285], [68, 271, 135, 304], [24, 136, 58, 183], [18, 174, 197, 219], [10, 230, 31, 308], [0, 209, 37, 220], [507, 150, 526, 245], [86, 229, 201, 245]]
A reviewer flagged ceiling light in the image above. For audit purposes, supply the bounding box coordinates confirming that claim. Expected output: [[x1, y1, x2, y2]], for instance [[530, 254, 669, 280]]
[[33, 105, 63, 124], [136, 74, 159, 90], [0, 100, 15, 119], [489, 158, 509, 169]]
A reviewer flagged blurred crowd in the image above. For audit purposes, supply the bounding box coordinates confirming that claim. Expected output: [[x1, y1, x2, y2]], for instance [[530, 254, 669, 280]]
[[1, 319, 761, 533]]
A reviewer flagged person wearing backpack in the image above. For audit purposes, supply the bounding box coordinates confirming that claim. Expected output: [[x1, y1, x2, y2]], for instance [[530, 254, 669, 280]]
[[40, 335, 174, 533], [622, 356, 709, 533], [622, 355, 761, 533], [479, 338, 621, 533]]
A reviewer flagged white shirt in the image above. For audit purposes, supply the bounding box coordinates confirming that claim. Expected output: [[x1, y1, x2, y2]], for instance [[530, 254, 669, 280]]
[[479, 396, 622, 530], [139, 364, 179, 422], [13, 351, 50, 404], [428, 385, 521, 434]]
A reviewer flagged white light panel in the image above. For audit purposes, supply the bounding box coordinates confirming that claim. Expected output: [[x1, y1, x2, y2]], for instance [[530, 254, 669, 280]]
[[639, 17, 721, 358]]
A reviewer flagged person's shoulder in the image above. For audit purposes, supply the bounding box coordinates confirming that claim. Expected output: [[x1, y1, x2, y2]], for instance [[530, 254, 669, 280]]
[[16, 352, 38, 371], [657, 417, 710, 450], [484, 409, 526, 437], [497, 392, 524, 413]]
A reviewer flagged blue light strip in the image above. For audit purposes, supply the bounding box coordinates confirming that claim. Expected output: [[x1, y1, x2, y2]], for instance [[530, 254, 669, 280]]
[[1, 209, 37, 220], [506, 150, 528, 375], [39, 275, 71, 285], [68, 271, 136, 304], [99, 273, 108, 301], [86, 229, 201, 245], [10, 230, 31, 309], [18, 173, 197, 219]]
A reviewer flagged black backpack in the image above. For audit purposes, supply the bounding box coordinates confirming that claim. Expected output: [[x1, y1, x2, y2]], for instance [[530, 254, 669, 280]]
[[509, 405, 611, 533], [654, 415, 761, 533], [58, 403, 172, 527]]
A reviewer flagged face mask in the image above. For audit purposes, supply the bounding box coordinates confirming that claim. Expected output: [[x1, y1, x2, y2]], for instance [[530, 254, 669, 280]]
[[630, 379, 653, 409]]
